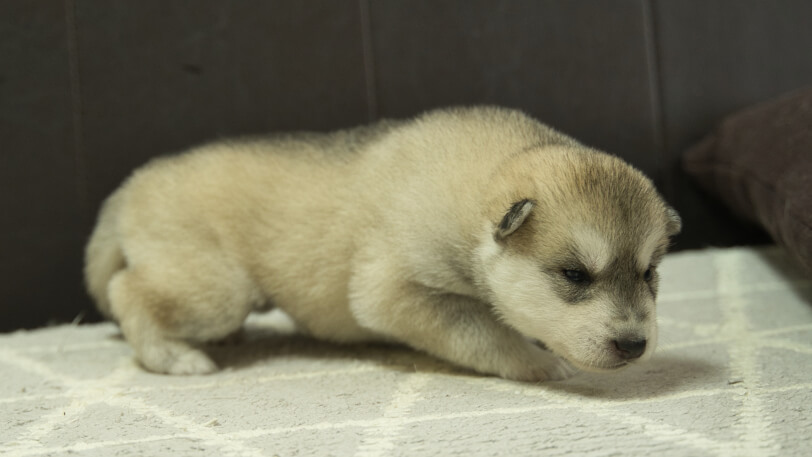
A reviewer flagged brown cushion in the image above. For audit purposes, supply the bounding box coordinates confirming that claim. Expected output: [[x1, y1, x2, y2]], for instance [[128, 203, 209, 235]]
[[683, 86, 812, 274]]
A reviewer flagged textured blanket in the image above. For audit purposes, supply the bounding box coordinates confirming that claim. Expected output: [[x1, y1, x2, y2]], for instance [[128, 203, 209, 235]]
[[1, 246, 811, 456]]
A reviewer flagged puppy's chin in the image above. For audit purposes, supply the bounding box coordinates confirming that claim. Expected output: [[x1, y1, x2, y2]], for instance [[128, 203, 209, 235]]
[[531, 339, 645, 373], [571, 359, 630, 373], [553, 347, 633, 373]]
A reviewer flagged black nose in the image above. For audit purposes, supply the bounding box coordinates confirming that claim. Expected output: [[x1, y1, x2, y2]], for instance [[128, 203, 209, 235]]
[[613, 339, 647, 360]]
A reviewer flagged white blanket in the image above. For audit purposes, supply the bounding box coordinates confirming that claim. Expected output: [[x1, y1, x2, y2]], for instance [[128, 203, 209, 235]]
[[2, 246, 811, 456]]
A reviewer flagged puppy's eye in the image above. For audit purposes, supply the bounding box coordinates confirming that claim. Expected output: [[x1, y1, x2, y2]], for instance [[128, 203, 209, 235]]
[[643, 267, 653, 282], [563, 269, 589, 284]]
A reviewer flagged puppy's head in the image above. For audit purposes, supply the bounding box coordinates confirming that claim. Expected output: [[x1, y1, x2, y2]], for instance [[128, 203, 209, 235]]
[[477, 147, 681, 372]]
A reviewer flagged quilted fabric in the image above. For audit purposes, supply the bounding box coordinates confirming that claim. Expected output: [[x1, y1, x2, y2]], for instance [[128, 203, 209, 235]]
[[1, 246, 811, 456]]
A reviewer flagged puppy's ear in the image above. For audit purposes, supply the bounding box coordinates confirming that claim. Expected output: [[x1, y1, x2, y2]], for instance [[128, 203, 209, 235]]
[[495, 199, 534, 240], [665, 206, 682, 236]]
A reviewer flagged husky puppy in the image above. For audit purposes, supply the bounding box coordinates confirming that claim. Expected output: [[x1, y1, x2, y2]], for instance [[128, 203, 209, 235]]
[[85, 107, 681, 381]]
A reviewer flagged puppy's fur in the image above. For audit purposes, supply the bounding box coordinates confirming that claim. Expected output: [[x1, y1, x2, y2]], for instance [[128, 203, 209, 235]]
[[85, 107, 681, 380]]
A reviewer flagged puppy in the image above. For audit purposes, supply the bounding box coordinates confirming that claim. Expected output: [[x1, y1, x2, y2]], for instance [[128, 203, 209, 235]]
[[85, 106, 681, 381]]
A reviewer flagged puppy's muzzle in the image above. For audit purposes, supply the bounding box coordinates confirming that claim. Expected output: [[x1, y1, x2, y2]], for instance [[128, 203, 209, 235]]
[[613, 338, 647, 360]]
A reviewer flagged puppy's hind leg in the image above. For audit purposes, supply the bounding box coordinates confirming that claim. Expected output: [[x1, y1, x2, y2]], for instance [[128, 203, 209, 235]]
[[108, 265, 260, 375]]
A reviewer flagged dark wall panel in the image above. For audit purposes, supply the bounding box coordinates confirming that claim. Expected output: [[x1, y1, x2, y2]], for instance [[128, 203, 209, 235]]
[[75, 0, 371, 212], [369, 0, 663, 180], [655, 0, 812, 154], [655, 0, 812, 248], [0, 2, 87, 330]]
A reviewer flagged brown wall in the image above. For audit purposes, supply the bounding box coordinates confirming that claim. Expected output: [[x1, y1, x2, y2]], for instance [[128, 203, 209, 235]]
[[2, 0, 811, 330]]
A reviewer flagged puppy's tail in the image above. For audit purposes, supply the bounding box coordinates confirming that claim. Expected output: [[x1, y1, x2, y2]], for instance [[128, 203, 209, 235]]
[[84, 191, 126, 321]]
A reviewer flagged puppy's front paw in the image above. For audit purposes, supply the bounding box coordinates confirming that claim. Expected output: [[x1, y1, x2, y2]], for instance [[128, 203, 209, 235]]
[[502, 347, 577, 382], [542, 357, 577, 381]]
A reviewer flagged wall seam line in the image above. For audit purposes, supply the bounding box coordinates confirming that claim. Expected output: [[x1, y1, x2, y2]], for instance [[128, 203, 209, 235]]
[[65, 0, 89, 227], [642, 0, 671, 197], [358, 0, 378, 122]]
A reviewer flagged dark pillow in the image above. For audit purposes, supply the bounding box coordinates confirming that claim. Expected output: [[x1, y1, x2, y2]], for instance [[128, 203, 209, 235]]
[[683, 86, 812, 274]]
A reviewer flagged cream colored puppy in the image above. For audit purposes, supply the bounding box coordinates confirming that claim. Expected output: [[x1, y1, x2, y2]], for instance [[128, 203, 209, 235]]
[[85, 107, 681, 381]]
